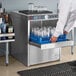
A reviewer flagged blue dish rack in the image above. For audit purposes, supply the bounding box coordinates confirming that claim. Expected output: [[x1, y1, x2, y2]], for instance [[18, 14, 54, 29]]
[[29, 33, 67, 44]]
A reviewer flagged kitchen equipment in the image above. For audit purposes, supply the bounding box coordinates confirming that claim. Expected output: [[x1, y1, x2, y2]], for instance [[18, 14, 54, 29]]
[[10, 10, 74, 66]]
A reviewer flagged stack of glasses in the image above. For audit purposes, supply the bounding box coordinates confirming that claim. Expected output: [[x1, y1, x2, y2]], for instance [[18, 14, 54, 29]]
[[30, 27, 67, 44]]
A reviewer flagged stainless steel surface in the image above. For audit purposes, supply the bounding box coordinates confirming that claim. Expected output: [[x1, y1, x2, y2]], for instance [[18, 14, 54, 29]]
[[0, 39, 15, 43], [10, 12, 28, 66], [71, 28, 75, 54], [74, 27, 76, 45], [0, 33, 15, 37], [29, 45, 60, 66], [10, 11, 74, 66], [6, 42, 9, 65], [29, 40, 74, 50]]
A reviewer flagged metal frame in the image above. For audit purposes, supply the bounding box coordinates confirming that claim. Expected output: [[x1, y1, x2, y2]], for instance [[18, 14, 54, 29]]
[[0, 33, 15, 65], [6, 42, 9, 65], [71, 28, 75, 54], [29, 40, 74, 50]]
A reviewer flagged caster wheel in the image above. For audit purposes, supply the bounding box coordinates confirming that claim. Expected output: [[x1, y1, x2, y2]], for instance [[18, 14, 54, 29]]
[[6, 63, 8, 66], [71, 52, 73, 55]]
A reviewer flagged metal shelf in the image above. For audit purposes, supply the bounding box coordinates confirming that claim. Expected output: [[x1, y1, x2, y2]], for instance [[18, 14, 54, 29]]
[[0, 33, 15, 43], [0, 33, 15, 37], [0, 39, 15, 43], [0, 33, 15, 65]]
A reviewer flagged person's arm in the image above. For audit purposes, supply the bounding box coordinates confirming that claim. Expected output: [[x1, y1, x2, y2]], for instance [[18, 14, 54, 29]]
[[64, 11, 76, 33], [51, 0, 72, 42], [54, 1, 72, 37]]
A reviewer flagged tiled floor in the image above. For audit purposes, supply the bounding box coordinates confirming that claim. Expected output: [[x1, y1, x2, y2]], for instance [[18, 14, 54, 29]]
[[0, 46, 76, 76]]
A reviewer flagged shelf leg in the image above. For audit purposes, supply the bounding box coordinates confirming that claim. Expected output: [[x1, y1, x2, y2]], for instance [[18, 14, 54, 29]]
[[59, 48, 61, 61], [71, 28, 74, 55], [5, 42, 9, 66]]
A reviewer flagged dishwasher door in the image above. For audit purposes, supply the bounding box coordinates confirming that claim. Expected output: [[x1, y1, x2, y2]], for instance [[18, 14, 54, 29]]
[[29, 44, 61, 65], [29, 40, 74, 50]]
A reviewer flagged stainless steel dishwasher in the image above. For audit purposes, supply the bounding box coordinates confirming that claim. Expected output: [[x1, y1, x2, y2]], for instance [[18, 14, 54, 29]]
[[10, 10, 74, 66]]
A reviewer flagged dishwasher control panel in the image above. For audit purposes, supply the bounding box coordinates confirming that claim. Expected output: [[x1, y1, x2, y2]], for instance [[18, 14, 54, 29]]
[[28, 14, 58, 20]]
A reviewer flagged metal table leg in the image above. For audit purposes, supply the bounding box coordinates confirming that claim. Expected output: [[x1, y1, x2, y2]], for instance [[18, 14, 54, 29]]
[[59, 48, 61, 61], [71, 28, 74, 55], [5, 42, 9, 66], [71, 46, 74, 54]]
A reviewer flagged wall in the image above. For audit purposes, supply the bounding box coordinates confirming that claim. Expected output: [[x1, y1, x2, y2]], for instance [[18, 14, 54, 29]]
[[1, 0, 58, 13]]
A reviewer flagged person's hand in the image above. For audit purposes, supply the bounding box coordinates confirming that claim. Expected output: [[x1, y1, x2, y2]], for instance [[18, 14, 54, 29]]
[[50, 36, 58, 42], [64, 31, 68, 34]]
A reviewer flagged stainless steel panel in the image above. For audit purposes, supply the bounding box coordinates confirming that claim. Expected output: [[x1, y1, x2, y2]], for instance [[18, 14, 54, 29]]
[[74, 27, 76, 45], [10, 12, 28, 66], [29, 45, 60, 65], [29, 40, 74, 50]]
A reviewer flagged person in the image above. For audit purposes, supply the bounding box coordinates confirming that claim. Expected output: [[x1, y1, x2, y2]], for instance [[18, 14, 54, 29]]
[[51, 0, 76, 42]]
